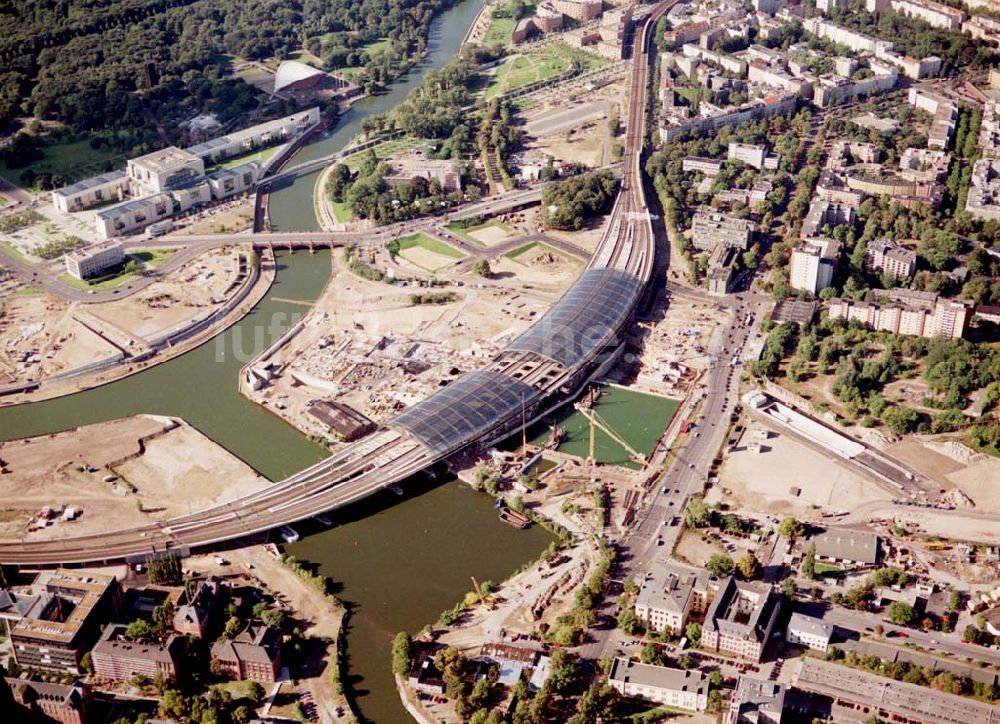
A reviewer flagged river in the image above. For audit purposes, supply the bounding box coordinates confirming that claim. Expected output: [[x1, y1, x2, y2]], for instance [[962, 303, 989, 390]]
[[267, 0, 487, 232], [0, 1, 553, 720]]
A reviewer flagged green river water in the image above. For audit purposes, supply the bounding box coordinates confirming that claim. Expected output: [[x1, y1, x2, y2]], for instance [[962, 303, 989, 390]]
[[0, 1, 555, 720]]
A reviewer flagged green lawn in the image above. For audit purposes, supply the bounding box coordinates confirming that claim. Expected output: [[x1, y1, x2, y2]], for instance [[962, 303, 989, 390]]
[[343, 138, 436, 170], [363, 37, 393, 57], [209, 145, 280, 171], [0, 239, 30, 264], [12, 286, 42, 297], [0, 139, 124, 188], [331, 200, 353, 223], [483, 45, 606, 101], [483, 17, 516, 46], [814, 563, 844, 576], [397, 233, 464, 258], [129, 248, 176, 267]]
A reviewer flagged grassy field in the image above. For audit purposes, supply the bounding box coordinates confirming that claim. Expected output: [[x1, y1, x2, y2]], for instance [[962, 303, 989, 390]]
[[331, 200, 353, 223], [0, 139, 124, 188], [483, 16, 516, 46], [397, 233, 464, 258], [209, 146, 280, 171], [344, 138, 436, 170], [0, 239, 30, 264], [11, 286, 42, 297], [814, 563, 845, 576], [130, 248, 176, 267], [483, 45, 606, 101]]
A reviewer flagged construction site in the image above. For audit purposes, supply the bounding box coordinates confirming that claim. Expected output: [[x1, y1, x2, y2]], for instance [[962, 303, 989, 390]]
[[0, 415, 268, 541], [0, 245, 272, 401]]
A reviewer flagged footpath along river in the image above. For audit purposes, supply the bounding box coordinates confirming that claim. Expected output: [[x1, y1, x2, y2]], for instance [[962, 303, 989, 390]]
[[0, 1, 552, 720]]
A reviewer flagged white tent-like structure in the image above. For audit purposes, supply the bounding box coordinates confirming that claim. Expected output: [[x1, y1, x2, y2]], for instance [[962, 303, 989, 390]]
[[274, 61, 324, 93]]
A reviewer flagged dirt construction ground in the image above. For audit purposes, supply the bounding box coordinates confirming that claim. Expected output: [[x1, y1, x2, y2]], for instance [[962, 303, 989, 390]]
[[0, 416, 267, 541], [712, 429, 892, 521]]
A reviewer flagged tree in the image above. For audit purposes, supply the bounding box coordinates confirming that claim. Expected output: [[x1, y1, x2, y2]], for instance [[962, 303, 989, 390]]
[[223, 616, 242, 639], [125, 619, 153, 641], [617, 608, 641, 635], [802, 543, 817, 580], [778, 516, 804, 542], [391, 632, 414, 676], [706, 554, 734, 578], [888, 601, 916, 627], [548, 648, 576, 693], [80, 651, 94, 675], [780, 578, 797, 599], [472, 259, 492, 277], [640, 643, 669, 666], [685, 622, 702, 647], [247, 681, 266, 706], [684, 498, 711, 528], [737, 553, 761, 580]]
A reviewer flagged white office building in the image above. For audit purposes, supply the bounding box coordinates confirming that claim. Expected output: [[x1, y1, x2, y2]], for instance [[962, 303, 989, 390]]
[[51, 171, 129, 214], [65, 240, 126, 280], [790, 237, 840, 295], [95, 194, 174, 240]]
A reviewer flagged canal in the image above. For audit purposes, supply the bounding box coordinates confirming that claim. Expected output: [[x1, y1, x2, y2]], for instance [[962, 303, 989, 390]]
[[1, 1, 554, 720]]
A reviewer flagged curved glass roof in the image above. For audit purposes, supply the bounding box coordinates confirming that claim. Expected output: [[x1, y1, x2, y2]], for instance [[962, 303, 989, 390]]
[[390, 371, 539, 456], [507, 267, 642, 367]]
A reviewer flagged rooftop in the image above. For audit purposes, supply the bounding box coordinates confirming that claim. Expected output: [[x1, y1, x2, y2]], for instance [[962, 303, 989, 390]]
[[792, 657, 999, 724], [787, 612, 833, 641], [812, 528, 880, 564], [608, 658, 708, 695], [11, 570, 117, 645], [129, 146, 202, 173], [636, 562, 708, 616]]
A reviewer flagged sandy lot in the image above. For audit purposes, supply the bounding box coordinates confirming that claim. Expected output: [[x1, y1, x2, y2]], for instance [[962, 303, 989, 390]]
[[468, 224, 516, 245], [0, 416, 267, 541], [494, 243, 582, 287], [90, 247, 246, 339], [713, 429, 892, 520], [397, 246, 462, 273], [177, 200, 254, 236], [0, 293, 120, 383]]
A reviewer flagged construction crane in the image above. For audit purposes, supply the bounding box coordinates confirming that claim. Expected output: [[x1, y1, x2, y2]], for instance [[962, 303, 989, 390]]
[[471, 576, 494, 610], [574, 387, 647, 467]]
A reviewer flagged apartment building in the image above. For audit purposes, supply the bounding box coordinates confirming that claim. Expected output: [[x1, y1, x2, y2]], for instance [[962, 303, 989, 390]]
[[634, 562, 713, 634], [548, 0, 602, 20], [908, 87, 958, 149], [785, 612, 834, 652], [64, 240, 126, 280], [801, 198, 855, 238], [691, 210, 754, 251], [725, 677, 786, 724], [790, 237, 840, 295], [898, 147, 950, 182], [812, 62, 898, 107], [701, 577, 781, 662], [728, 142, 779, 170], [867, 0, 964, 30], [10, 570, 123, 674], [91, 625, 186, 682], [660, 93, 798, 142], [966, 158, 1000, 221], [866, 238, 917, 279], [608, 659, 709, 710], [828, 296, 970, 339], [51, 171, 129, 214], [682, 156, 723, 175]]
